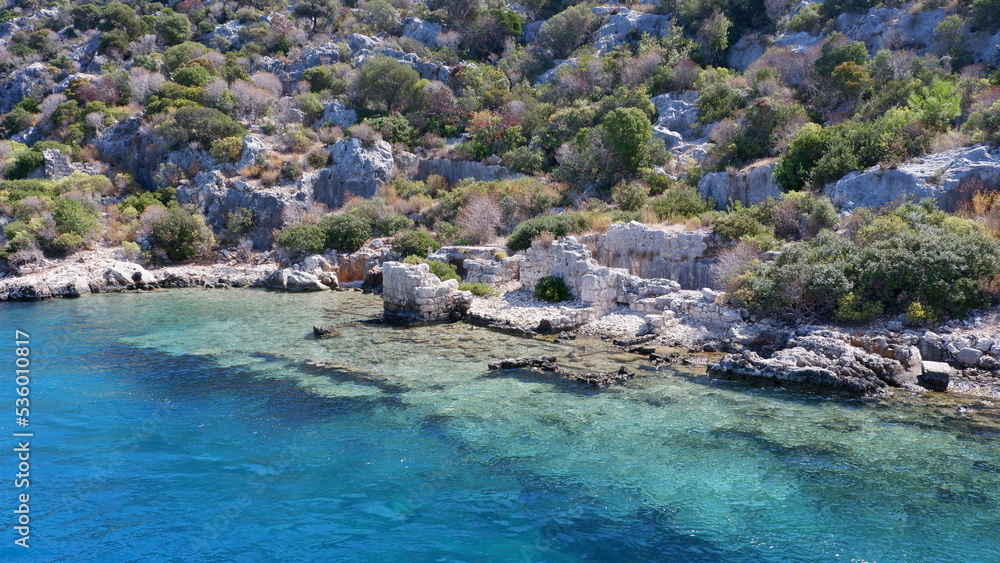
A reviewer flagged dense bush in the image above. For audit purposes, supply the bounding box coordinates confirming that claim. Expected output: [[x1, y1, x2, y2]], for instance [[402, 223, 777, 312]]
[[150, 207, 215, 261], [534, 275, 571, 302], [54, 198, 100, 238], [773, 109, 929, 191], [276, 223, 326, 257], [392, 230, 439, 257], [648, 187, 714, 220], [427, 260, 460, 282], [155, 106, 247, 147], [731, 205, 1000, 321], [319, 213, 372, 252], [507, 212, 589, 251]]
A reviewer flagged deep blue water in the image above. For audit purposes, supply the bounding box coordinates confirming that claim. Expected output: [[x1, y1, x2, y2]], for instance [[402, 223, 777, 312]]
[[3, 289, 1000, 562]]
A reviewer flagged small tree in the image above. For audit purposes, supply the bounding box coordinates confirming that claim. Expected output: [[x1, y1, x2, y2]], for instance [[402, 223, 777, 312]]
[[151, 207, 215, 261], [392, 230, 439, 257], [457, 194, 503, 244], [357, 55, 420, 113], [293, 0, 341, 32], [602, 107, 653, 174]]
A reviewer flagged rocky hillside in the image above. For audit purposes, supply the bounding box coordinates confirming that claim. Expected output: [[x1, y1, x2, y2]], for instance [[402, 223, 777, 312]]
[[1, 0, 1000, 323]]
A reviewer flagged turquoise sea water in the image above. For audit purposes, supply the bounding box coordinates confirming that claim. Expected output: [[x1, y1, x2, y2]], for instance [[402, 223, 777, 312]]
[[3, 288, 1000, 562]]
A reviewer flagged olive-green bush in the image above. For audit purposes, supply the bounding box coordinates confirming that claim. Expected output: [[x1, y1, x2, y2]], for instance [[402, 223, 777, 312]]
[[392, 230, 439, 258], [319, 213, 372, 252], [151, 207, 215, 261], [534, 275, 571, 302], [507, 212, 589, 251]]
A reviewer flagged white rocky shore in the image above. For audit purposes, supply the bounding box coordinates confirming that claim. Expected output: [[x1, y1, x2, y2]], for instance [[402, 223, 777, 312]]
[[7, 223, 1000, 400]]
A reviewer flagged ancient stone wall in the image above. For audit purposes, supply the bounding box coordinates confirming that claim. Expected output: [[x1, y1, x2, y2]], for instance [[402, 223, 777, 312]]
[[463, 256, 522, 286], [519, 237, 635, 316], [382, 262, 472, 322], [586, 222, 716, 289]]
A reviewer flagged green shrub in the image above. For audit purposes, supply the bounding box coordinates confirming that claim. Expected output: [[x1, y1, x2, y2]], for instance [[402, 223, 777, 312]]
[[534, 275, 571, 302], [970, 0, 1000, 32], [905, 301, 937, 325], [307, 149, 331, 168], [210, 136, 244, 163], [173, 65, 210, 87], [392, 230, 439, 257], [541, 4, 599, 59], [374, 213, 411, 237], [54, 198, 100, 238], [226, 208, 256, 236], [507, 212, 589, 251], [363, 115, 415, 147], [276, 223, 326, 257], [151, 207, 215, 261], [733, 209, 1000, 321], [458, 282, 500, 296], [155, 106, 247, 148], [833, 291, 883, 323], [5, 150, 44, 180], [612, 181, 650, 212], [319, 213, 372, 252], [48, 233, 86, 257], [648, 187, 714, 220], [713, 212, 773, 242], [2, 106, 34, 135], [427, 260, 460, 282]]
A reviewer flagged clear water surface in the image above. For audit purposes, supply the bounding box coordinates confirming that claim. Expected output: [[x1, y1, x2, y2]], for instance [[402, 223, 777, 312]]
[[2, 288, 1000, 562]]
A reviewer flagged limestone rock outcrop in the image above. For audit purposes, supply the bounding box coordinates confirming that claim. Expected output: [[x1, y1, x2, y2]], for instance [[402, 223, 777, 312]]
[[312, 138, 395, 209], [316, 100, 358, 130], [709, 331, 914, 396], [822, 145, 1000, 211], [402, 18, 443, 47], [698, 161, 782, 210], [651, 92, 700, 148], [591, 7, 674, 54], [412, 158, 521, 185]]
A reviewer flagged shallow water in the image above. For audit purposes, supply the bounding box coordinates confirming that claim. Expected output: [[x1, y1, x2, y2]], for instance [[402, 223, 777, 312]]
[[3, 288, 1000, 562]]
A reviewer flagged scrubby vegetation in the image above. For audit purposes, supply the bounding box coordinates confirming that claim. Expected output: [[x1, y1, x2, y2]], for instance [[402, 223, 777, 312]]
[[534, 275, 572, 302], [0, 0, 999, 325]]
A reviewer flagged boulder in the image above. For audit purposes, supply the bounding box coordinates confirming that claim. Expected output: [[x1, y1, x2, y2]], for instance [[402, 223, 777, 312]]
[[205, 20, 244, 49], [266, 268, 330, 291], [822, 145, 1000, 211], [313, 325, 341, 337], [402, 18, 443, 47], [488, 356, 558, 371], [97, 262, 157, 291], [919, 361, 953, 391], [290, 41, 343, 77], [698, 161, 782, 209], [535, 58, 576, 85], [955, 347, 983, 366], [316, 100, 357, 129], [311, 138, 395, 209]]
